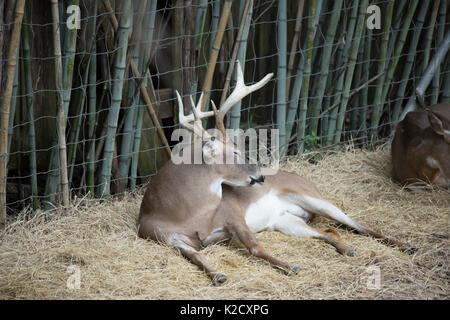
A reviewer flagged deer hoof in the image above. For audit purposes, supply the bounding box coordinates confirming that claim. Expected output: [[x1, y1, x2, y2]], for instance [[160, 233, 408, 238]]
[[403, 244, 419, 254], [291, 265, 301, 273], [212, 273, 227, 286], [346, 250, 356, 257]]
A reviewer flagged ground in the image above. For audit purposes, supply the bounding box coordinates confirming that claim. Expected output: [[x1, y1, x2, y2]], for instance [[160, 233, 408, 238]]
[[0, 149, 448, 299]]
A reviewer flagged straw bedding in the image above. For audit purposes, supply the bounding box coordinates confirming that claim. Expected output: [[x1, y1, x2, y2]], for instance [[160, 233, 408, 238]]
[[0, 149, 448, 299]]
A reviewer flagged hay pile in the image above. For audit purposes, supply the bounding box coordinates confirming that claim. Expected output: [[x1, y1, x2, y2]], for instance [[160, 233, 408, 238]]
[[0, 149, 448, 299]]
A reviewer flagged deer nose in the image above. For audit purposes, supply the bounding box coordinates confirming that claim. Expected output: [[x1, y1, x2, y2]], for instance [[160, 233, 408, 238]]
[[250, 175, 265, 185]]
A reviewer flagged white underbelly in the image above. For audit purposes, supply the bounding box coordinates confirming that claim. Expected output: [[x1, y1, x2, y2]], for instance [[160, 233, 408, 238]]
[[244, 191, 311, 232]]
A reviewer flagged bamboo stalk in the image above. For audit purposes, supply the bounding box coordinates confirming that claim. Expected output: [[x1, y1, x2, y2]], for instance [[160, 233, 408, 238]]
[[103, 0, 171, 158], [276, 0, 288, 152], [350, 39, 364, 133], [307, 0, 343, 138], [190, 0, 208, 97], [333, 0, 368, 145], [68, 62, 90, 185], [219, 0, 252, 109], [7, 51, 19, 159], [118, 0, 147, 182], [44, 0, 79, 209], [201, 0, 221, 119], [391, 1, 430, 123], [400, 30, 450, 120], [369, 0, 394, 140], [422, 0, 440, 76], [199, 0, 233, 112], [98, 0, 132, 197], [87, 43, 97, 195], [285, 0, 305, 98], [326, 0, 359, 146], [0, 0, 25, 224], [50, 0, 70, 207], [385, 0, 407, 61], [182, 0, 193, 110], [228, 0, 253, 132], [358, 29, 371, 139], [431, 0, 446, 105], [130, 0, 157, 190], [295, 1, 319, 153], [380, 0, 418, 107], [285, 0, 322, 152], [22, 12, 39, 210], [442, 66, 450, 103]]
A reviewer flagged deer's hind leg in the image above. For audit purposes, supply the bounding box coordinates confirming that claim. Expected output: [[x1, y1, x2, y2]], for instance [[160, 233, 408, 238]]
[[270, 212, 356, 256], [284, 194, 417, 253], [225, 220, 301, 275], [167, 233, 227, 286]]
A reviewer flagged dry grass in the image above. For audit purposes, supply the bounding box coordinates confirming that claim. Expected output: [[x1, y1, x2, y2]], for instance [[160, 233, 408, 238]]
[[0, 149, 448, 299]]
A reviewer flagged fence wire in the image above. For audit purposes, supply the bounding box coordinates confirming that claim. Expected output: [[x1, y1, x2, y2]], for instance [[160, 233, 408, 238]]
[[1, 0, 449, 213]]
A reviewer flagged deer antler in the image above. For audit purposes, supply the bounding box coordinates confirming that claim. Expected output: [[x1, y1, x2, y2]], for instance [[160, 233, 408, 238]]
[[214, 60, 274, 136], [176, 90, 215, 137]]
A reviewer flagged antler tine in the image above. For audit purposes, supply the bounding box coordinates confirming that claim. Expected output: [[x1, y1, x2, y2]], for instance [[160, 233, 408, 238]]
[[216, 60, 274, 135], [176, 90, 195, 132], [176, 90, 215, 138]]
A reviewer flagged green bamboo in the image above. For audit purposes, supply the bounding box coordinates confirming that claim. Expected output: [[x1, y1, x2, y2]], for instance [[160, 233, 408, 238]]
[[307, 0, 342, 138], [326, 0, 359, 146], [68, 62, 90, 185], [229, 0, 253, 131], [201, 0, 221, 118], [431, 0, 446, 105], [442, 66, 450, 103], [369, 0, 394, 140], [199, 0, 233, 112], [7, 51, 19, 158], [98, 0, 132, 197], [358, 30, 371, 139], [87, 43, 96, 195], [285, 0, 305, 97], [391, 0, 430, 122], [296, 1, 322, 153], [276, 0, 287, 151], [350, 37, 364, 133], [118, 0, 147, 182], [422, 0, 440, 76], [380, 0, 418, 107], [51, 0, 70, 207], [190, 0, 208, 96], [386, 0, 407, 61], [44, 0, 79, 209], [285, 0, 322, 151], [130, 0, 157, 191], [333, 0, 368, 145], [22, 12, 39, 210], [0, 0, 25, 224]]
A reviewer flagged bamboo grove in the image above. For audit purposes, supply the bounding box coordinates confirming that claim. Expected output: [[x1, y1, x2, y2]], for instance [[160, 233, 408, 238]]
[[0, 0, 448, 221]]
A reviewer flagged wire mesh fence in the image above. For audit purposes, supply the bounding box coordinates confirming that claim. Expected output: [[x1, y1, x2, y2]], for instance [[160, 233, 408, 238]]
[[0, 0, 449, 215]]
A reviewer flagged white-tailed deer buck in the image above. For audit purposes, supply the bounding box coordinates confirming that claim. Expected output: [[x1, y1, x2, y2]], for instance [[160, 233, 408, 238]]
[[392, 103, 450, 189], [138, 61, 415, 286]]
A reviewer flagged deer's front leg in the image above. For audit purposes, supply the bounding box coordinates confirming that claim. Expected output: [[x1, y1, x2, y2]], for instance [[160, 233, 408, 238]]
[[226, 220, 301, 275]]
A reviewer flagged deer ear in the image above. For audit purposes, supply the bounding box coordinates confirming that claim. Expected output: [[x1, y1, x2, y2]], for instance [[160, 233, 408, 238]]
[[427, 108, 450, 142], [202, 140, 218, 159]]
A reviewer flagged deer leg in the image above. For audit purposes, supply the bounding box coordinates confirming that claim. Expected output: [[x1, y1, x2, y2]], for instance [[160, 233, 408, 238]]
[[168, 233, 227, 286], [226, 221, 301, 275], [284, 194, 417, 253], [271, 212, 356, 256]]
